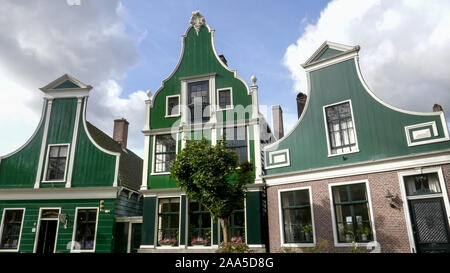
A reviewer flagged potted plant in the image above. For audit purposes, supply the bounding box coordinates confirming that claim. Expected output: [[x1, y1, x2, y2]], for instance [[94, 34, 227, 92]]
[[159, 238, 177, 246], [342, 228, 354, 242], [301, 224, 313, 241], [357, 226, 371, 241]]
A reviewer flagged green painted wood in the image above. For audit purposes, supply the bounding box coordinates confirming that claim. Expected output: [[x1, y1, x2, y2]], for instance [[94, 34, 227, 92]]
[[149, 25, 252, 130], [0, 104, 46, 189], [180, 195, 186, 245], [142, 197, 156, 245], [45, 98, 77, 145], [0, 199, 115, 253], [316, 48, 343, 61], [245, 192, 262, 244], [53, 80, 80, 89], [265, 59, 450, 174], [71, 100, 117, 187], [115, 189, 143, 218]]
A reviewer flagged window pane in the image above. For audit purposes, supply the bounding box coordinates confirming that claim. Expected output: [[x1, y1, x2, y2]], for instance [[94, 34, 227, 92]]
[[157, 198, 180, 246], [404, 173, 442, 196], [0, 210, 24, 249], [350, 183, 367, 202], [167, 97, 179, 116], [46, 145, 68, 181], [188, 201, 211, 246], [59, 146, 68, 157], [188, 81, 209, 123], [154, 135, 176, 173], [223, 127, 247, 164], [74, 209, 97, 250], [49, 146, 59, 157], [325, 102, 356, 154], [219, 89, 231, 109]]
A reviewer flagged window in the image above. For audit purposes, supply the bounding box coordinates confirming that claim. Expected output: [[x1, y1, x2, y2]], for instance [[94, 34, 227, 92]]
[[73, 209, 98, 251], [0, 209, 25, 250], [188, 201, 211, 246], [220, 203, 245, 243], [45, 145, 69, 181], [154, 135, 176, 173], [223, 126, 248, 164], [217, 88, 232, 110], [188, 81, 210, 123], [404, 173, 442, 196], [166, 95, 180, 117], [324, 101, 357, 155], [157, 198, 180, 247], [280, 189, 313, 244], [331, 183, 373, 243]]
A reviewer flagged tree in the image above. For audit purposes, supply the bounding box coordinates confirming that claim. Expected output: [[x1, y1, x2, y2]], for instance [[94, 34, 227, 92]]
[[170, 138, 254, 243]]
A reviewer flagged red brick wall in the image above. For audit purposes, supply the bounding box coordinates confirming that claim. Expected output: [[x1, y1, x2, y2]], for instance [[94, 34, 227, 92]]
[[267, 164, 450, 253]]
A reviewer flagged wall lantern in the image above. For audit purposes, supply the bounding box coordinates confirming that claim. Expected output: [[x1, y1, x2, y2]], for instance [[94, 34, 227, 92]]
[[385, 190, 395, 208]]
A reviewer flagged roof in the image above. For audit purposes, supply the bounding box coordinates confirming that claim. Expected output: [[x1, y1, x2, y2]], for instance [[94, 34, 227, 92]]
[[86, 121, 143, 191]]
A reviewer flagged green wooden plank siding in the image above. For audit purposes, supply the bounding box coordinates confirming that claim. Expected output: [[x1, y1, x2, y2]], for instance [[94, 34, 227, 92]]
[[245, 191, 263, 245], [316, 48, 342, 61], [45, 98, 77, 145], [142, 197, 156, 245], [0, 105, 46, 189], [265, 59, 450, 174], [0, 199, 115, 253], [71, 100, 117, 187], [149, 25, 252, 130], [115, 190, 143, 218]]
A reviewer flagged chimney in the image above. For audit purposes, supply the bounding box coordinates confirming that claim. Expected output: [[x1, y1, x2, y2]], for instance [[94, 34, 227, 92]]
[[113, 118, 129, 149], [219, 54, 228, 66], [296, 92, 307, 118], [272, 105, 284, 140], [433, 104, 443, 112]]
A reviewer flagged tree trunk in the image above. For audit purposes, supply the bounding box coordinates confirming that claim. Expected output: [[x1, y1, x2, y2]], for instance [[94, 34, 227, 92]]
[[219, 217, 232, 243]]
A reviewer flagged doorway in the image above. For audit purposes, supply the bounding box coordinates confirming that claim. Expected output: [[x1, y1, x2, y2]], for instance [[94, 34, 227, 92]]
[[35, 209, 60, 254]]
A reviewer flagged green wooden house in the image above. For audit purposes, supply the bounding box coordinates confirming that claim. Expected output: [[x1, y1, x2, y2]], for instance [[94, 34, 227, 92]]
[[263, 41, 450, 253], [0, 74, 143, 253], [138, 11, 274, 252]]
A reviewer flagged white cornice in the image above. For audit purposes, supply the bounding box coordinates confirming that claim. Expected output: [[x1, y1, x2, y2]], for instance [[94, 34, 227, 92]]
[[0, 187, 118, 200]]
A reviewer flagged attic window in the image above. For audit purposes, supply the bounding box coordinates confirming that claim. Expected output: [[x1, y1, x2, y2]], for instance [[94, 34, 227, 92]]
[[44, 144, 69, 182], [166, 95, 180, 117]]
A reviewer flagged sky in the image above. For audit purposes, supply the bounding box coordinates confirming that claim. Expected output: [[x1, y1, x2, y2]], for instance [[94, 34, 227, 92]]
[[0, 0, 449, 158]]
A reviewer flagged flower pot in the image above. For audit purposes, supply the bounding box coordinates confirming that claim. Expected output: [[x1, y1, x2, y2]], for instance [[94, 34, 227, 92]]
[[345, 234, 352, 242], [305, 233, 311, 242], [361, 234, 368, 241]]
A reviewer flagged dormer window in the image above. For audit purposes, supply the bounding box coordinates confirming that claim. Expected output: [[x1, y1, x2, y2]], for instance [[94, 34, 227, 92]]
[[323, 101, 359, 156], [44, 144, 69, 182], [188, 81, 210, 123], [166, 95, 180, 117]]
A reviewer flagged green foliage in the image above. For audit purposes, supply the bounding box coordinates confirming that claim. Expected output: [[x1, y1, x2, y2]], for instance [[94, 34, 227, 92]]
[[216, 237, 252, 253], [356, 226, 371, 236], [303, 240, 331, 253], [170, 138, 254, 220], [301, 224, 312, 234]]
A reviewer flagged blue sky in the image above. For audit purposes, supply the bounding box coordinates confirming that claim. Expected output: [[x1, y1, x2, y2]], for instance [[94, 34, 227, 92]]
[[120, 0, 330, 123], [1, 0, 449, 157]]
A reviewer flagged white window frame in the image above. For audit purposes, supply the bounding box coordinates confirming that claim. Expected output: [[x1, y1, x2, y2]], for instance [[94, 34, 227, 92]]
[[216, 87, 234, 111], [151, 133, 178, 176], [322, 100, 360, 157], [33, 207, 61, 253], [155, 195, 182, 249], [278, 186, 316, 248], [42, 143, 71, 183], [397, 167, 450, 253], [165, 94, 181, 118], [328, 180, 377, 247], [0, 208, 26, 252], [71, 207, 99, 253]]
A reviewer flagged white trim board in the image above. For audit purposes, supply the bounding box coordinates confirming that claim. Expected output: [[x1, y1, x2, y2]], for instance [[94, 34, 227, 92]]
[[263, 150, 450, 186], [0, 187, 118, 200], [0, 208, 26, 252], [34, 99, 53, 189]]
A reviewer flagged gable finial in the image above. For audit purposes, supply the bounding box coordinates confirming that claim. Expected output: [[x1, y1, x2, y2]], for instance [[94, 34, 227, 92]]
[[190, 10, 206, 36]]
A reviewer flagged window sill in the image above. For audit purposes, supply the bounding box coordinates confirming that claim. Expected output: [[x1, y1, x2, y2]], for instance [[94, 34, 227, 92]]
[[334, 241, 375, 247], [281, 243, 315, 248], [217, 106, 234, 112], [151, 172, 171, 176], [165, 114, 181, 118], [0, 249, 19, 252], [327, 149, 360, 158], [41, 180, 66, 183]]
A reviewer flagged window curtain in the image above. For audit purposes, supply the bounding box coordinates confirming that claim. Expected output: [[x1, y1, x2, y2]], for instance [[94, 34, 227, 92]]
[[405, 173, 441, 196]]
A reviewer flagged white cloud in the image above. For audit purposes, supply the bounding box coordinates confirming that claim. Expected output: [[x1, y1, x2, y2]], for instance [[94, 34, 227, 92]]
[[0, 0, 146, 157], [283, 0, 450, 129]]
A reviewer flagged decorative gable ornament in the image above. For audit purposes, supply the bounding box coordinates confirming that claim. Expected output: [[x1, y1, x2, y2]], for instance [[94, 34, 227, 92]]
[[190, 10, 206, 36]]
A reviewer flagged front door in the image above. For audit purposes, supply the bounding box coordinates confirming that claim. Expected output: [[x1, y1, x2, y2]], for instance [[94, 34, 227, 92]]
[[36, 220, 58, 253], [409, 198, 450, 253]]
